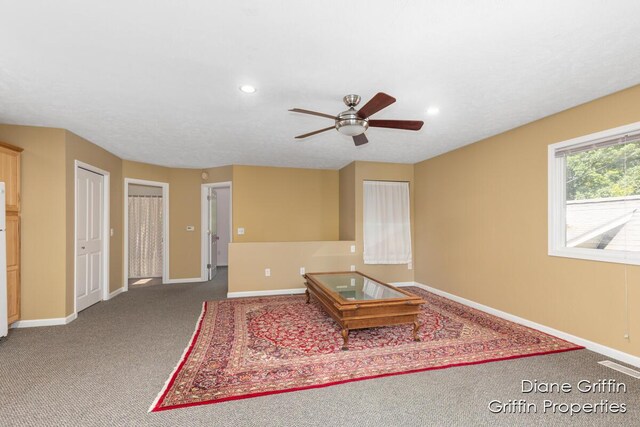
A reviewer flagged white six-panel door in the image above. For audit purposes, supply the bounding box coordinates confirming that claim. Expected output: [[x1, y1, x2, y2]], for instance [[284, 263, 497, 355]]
[[76, 167, 104, 312]]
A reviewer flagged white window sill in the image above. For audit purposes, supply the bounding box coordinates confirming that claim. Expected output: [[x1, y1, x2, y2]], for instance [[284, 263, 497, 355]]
[[549, 248, 640, 266]]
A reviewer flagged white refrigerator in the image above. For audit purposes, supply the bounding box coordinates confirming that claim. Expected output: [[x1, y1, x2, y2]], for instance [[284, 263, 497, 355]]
[[0, 183, 7, 338]]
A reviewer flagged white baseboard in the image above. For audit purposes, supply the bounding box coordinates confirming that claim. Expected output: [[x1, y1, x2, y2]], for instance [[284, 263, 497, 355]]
[[164, 277, 203, 284], [105, 287, 125, 300], [10, 312, 77, 329], [227, 288, 306, 298], [393, 281, 640, 368]]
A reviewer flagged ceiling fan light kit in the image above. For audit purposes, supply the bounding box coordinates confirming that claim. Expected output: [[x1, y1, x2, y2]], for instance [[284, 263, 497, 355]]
[[290, 92, 424, 146], [336, 94, 368, 136]]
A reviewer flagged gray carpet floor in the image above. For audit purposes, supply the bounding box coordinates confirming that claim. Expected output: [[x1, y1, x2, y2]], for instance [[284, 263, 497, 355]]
[[128, 277, 163, 288], [1, 268, 638, 426]]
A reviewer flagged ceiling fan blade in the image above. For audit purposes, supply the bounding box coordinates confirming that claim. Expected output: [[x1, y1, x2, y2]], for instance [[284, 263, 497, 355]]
[[368, 119, 424, 131], [295, 126, 335, 139], [353, 133, 368, 146], [357, 92, 396, 118], [289, 108, 336, 120]]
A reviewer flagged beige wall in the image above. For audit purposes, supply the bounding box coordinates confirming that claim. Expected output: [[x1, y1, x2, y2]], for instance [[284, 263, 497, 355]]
[[0, 125, 67, 319], [232, 165, 339, 242], [0, 126, 125, 319], [66, 131, 123, 314], [122, 160, 170, 183], [228, 241, 357, 293], [353, 161, 415, 284], [227, 161, 416, 293], [339, 162, 356, 241], [123, 160, 202, 280], [167, 168, 202, 278], [414, 84, 640, 357], [0, 125, 420, 310], [204, 165, 233, 184]]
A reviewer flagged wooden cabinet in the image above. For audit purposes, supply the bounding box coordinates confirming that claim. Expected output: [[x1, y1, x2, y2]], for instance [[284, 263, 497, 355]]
[[6, 214, 20, 323], [0, 142, 22, 325], [0, 145, 20, 212]]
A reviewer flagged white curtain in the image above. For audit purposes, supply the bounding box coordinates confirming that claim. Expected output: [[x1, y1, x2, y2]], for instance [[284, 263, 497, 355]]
[[128, 196, 163, 277], [363, 181, 412, 264]]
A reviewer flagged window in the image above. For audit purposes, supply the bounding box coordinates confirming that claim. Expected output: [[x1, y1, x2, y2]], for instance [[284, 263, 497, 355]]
[[363, 180, 412, 264], [548, 121, 640, 265]]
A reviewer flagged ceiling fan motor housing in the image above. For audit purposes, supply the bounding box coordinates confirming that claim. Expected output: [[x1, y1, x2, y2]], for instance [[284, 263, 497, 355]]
[[343, 94, 361, 107], [336, 102, 369, 136], [336, 109, 369, 136]]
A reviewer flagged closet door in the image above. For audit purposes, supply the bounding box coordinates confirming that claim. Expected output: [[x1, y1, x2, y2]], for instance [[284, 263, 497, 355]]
[[76, 167, 104, 312]]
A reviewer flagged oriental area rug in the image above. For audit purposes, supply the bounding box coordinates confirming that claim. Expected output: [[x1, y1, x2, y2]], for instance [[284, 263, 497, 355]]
[[150, 287, 583, 411]]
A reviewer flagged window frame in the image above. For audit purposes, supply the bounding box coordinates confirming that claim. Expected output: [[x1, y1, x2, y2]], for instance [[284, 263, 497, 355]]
[[548, 121, 640, 266]]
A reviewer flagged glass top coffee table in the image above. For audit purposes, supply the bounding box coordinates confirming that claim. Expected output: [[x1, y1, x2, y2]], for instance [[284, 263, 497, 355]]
[[303, 271, 426, 350]]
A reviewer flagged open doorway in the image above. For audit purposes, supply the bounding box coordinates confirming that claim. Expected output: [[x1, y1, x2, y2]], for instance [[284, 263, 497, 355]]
[[201, 182, 232, 281], [124, 179, 169, 290]]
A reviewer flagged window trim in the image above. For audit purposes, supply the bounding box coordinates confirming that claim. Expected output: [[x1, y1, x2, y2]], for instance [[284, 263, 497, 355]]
[[548, 121, 640, 266]]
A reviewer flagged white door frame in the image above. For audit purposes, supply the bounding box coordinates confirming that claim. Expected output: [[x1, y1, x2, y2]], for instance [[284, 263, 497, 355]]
[[74, 160, 110, 315], [124, 178, 169, 291], [201, 181, 232, 281]]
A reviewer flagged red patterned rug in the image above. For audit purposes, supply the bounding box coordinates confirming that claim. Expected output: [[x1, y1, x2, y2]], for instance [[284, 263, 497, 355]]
[[150, 287, 583, 411]]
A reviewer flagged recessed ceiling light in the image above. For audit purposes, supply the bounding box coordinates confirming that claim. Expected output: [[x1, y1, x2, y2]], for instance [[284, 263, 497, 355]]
[[239, 85, 256, 94], [426, 106, 440, 115]]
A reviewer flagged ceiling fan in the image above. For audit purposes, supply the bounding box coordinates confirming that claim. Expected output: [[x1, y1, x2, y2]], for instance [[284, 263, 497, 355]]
[[289, 92, 424, 146]]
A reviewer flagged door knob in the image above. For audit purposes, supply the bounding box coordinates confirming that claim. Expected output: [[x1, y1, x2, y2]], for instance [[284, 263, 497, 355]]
[[81, 246, 85, 249]]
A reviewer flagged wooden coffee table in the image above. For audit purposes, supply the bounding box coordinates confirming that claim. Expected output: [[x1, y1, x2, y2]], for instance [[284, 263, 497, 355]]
[[303, 271, 426, 350]]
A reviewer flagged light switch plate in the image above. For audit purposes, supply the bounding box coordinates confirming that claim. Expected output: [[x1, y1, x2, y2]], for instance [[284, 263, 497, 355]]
[[238, 227, 245, 235], [350, 265, 356, 271], [265, 268, 271, 277], [299, 267, 305, 275]]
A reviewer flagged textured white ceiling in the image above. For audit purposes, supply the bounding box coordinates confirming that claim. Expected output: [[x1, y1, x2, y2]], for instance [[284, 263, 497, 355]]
[[1, 1, 640, 169]]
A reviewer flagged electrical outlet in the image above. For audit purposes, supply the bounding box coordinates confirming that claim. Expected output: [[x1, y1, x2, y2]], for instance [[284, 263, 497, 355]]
[[110, 228, 114, 237], [237, 227, 245, 235], [265, 268, 271, 277], [300, 267, 305, 275], [350, 265, 356, 272], [350, 245, 356, 253]]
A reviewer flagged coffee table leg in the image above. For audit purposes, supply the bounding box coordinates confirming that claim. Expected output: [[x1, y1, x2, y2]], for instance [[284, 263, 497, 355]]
[[413, 321, 421, 342], [341, 328, 349, 351], [305, 289, 310, 304]]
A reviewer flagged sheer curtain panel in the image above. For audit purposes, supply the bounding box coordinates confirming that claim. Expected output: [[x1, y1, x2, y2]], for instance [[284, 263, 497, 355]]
[[363, 181, 412, 264], [128, 196, 163, 277]]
